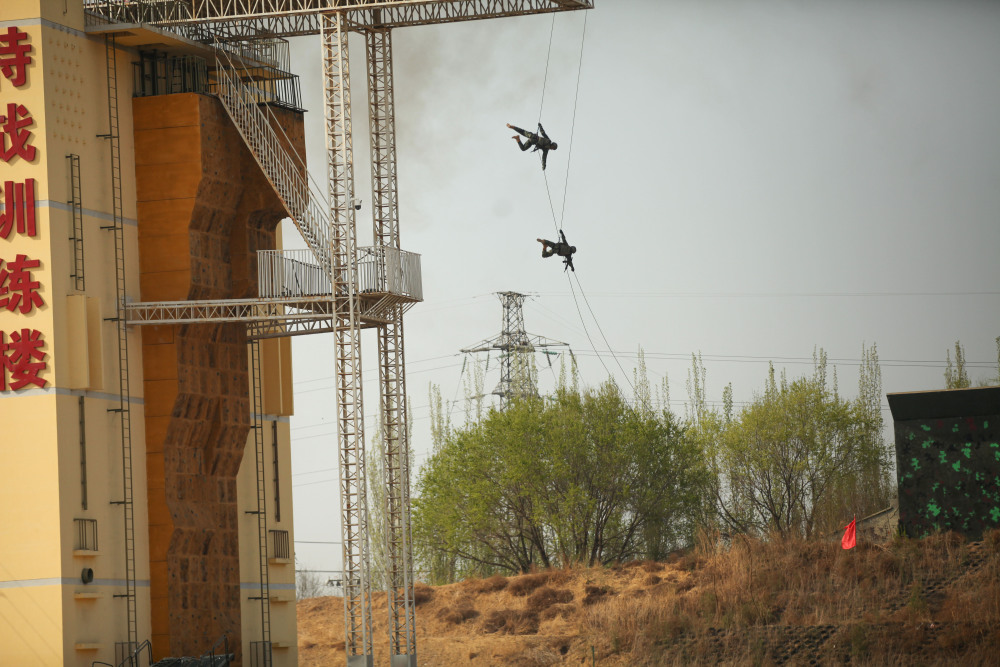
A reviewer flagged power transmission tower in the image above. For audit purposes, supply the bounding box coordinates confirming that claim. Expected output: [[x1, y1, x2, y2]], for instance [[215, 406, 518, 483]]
[[462, 292, 568, 411]]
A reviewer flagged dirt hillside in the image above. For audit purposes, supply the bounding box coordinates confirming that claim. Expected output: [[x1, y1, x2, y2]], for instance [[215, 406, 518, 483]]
[[298, 531, 1000, 666]]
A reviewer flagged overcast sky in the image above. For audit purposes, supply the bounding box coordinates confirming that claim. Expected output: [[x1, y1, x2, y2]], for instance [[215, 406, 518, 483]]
[[279, 0, 1000, 579]]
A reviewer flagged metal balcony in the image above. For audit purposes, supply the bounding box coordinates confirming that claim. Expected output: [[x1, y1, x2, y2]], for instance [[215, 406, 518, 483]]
[[258, 246, 422, 302]]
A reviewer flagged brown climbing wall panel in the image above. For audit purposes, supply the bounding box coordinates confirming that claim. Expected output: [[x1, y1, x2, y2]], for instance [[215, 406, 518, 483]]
[[134, 93, 304, 663]]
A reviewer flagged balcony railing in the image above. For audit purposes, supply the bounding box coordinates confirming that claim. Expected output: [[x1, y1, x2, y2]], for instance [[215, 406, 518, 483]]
[[258, 249, 330, 299], [357, 246, 423, 301], [258, 247, 422, 302]]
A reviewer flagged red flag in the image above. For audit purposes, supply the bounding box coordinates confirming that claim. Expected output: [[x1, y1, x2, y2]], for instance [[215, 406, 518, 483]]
[[842, 516, 856, 550]]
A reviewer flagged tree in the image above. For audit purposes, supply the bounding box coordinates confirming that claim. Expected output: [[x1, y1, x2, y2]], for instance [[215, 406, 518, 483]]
[[296, 560, 327, 600], [945, 340, 971, 389], [708, 351, 891, 539], [413, 380, 711, 582]]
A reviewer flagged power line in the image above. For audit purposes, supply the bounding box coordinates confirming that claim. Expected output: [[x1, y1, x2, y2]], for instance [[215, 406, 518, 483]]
[[569, 349, 997, 368], [539, 290, 1000, 299]]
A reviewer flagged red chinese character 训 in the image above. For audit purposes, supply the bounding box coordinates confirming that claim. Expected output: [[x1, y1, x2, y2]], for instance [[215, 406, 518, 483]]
[[0, 254, 43, 314], [0, 179, 36, 239], [1, 328, 47, 390], [0, 27, 32, 88], [0, 103, 37, 163]]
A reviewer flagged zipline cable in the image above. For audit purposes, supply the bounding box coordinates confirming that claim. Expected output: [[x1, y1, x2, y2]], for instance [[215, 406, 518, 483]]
[[573, 271, 635, 394], [533, 13, 631, 398], [565, 272, 635, 403], [557, 9, 588, 226], [566, 272, 635, 393], [540, 11, 588, 229], [538, 14, 556, 123]]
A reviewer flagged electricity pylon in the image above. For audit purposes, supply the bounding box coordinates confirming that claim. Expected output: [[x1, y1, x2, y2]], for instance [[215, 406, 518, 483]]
[[462, 291, 568, 411], [87, 3, 593, 666]]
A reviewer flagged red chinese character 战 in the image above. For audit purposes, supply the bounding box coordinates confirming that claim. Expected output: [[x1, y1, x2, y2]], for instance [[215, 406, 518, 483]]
[[0, 103, 37, 163], [0, 179, 36, 239], [0, 254, 43, 314], [0, 27, 32, 88], [1, 328, 47, 390]]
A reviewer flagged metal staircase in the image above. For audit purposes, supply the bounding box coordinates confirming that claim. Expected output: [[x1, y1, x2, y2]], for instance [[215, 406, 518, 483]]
[[99, 33, 139, 657], [211, 53, 333, 276], [245, 339, 272, 667]]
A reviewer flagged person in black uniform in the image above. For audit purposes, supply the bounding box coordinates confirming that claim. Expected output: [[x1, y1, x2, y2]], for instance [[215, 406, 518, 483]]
[[538, 230, 576, 272], [508, 122, 558, 170]]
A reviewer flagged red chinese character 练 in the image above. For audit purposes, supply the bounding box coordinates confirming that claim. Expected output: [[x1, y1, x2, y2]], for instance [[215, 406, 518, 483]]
[[1, 328, 47, 390], [0, 27, 32, 88], [0, 179, 36, 239], [0, 254, 43, 314], [0, 103, 37, 163]]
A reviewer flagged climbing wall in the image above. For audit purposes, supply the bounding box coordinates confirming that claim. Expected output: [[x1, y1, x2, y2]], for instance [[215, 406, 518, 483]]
[[888, 387, 1000, 540], [134, 92, 304, 662]]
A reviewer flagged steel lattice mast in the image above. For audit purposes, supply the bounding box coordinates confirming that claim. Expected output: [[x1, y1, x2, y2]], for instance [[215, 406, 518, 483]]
[[83, 2, 593, 665], [366, 19, 417, 666], [321, 13, 375, 665]]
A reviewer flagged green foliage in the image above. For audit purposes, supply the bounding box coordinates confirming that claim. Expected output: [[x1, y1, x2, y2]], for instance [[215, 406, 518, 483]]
[[413, 381, 712, 582], [700, 347, 892, 538]]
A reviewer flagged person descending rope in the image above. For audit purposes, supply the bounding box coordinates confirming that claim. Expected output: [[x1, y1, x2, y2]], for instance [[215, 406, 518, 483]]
[[538, 230, 576, 272], [508, 122, 558, 170]]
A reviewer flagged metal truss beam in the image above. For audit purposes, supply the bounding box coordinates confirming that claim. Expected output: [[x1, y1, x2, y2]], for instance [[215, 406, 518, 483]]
[[367, 26, 416, 665], [124, 297, 338, 325], [323, 13, 375, 666], [85, 1, 592, 37]]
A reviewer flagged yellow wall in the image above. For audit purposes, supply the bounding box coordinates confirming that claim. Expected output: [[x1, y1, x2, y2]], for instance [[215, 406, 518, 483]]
[[1, 3, 148, 665], [2, 4, 300, 665], [237, 417, 298, 666]]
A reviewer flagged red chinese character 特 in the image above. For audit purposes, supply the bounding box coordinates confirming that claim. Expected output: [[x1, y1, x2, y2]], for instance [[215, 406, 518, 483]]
[[0, 27, 32, 88], [0, 103, 37, 163], [0, 179, 36, 239], [1, 328, 47, 390], [0, 254, 43, 314]]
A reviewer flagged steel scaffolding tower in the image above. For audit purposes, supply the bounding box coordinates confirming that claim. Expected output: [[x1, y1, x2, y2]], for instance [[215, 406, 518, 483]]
[[84, 2, 593, 664], [462, 292, 568, 411]]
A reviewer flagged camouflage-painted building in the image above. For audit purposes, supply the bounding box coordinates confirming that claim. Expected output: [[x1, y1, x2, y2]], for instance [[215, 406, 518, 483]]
[[888, 386, 1000, 539]]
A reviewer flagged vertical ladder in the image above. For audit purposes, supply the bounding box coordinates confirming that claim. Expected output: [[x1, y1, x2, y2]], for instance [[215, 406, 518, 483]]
[[100, 34, 138, 656], [67, 154, 85, 291], [322, 13, 374, 667], [366, 24, 416, 666], [246, 339, 272, 667]]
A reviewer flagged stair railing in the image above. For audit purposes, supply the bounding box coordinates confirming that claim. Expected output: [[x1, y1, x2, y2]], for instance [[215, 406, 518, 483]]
[[211, 50, 333, 275]]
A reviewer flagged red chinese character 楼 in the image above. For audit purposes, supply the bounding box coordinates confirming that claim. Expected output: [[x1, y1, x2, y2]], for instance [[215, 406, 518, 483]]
[[1, 328, 47, 390], [0, 27, 32, 88], [0, 179, 36, 239], [0, 103, 37, 163], [0, 254, 43, 314]]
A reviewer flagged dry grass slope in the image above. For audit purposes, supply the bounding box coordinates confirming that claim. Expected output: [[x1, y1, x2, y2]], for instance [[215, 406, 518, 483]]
[[298, 530, 1000, 666]]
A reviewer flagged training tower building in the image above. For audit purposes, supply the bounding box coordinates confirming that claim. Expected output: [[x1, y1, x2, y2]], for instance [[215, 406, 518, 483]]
[[0, 1, 592, 666]]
